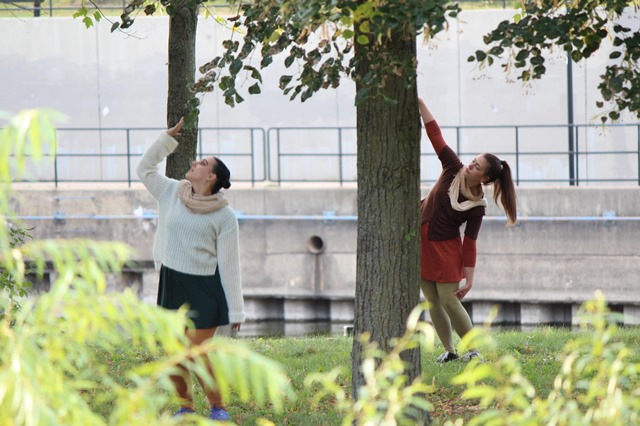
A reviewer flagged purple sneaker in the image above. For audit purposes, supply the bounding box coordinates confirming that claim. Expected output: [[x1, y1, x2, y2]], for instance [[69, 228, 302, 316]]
[[209, 407, 231, 421], [173, 407, 195, 416]]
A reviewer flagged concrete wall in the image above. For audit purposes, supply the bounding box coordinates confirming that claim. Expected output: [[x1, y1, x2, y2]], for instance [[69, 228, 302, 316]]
[[2, 11, 639, 185], [9, 186, 640, 327]]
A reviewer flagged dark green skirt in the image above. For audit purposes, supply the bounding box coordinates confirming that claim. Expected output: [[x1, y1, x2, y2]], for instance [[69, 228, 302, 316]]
[[157, 265, 229, 329]]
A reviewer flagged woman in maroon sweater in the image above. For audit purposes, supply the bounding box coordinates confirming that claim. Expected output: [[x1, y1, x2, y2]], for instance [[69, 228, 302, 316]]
[[419, 97, 517, 363]]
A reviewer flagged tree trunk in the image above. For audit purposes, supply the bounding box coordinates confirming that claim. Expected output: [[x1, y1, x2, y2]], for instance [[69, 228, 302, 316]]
[[351, 24, 424, 421], [166, 1, 199, 179]]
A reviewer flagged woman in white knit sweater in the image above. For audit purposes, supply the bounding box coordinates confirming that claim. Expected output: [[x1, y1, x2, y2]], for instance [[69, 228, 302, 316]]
[[137, 117, 244, 421]]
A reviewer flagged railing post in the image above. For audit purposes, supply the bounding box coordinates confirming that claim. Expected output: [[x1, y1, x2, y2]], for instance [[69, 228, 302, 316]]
[[250, 128, 255, 187], [126, 129, 132, 188], [277, 129, 281, 186], [575, 125, 580, 186], [54, 129, 59, 188], [264, 128, 269, 184], [338, 128, 344, 187], [567, 54, 576, 186], [515, 126, 520, 185]]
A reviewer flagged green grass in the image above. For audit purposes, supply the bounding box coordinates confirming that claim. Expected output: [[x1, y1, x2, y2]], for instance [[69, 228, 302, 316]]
[[89, 326, 640, 425]]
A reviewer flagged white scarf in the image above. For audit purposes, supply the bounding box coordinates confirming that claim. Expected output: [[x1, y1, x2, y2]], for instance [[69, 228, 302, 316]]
[[449, 169, 488, 212], [177, 180, 228, 214]]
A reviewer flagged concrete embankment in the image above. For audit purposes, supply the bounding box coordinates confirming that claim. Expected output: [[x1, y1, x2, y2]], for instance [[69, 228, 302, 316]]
[[9, 185, 640, 328]]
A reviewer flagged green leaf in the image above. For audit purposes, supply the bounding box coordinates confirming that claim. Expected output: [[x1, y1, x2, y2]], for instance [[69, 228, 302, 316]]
[[462, 385, 498, 400], [110, 22, 120, 33], [93, 11, 101, 22], [82, 17, 93, 29], [144, 4, 156, 15], [72, 7, 87, 19], [515, 50, 529, 61], [248, 83, 261, 95], [279, 75, 293, 90], [284, 55, 295, 68], [229, 59, 243, 76], [571, 50, 582, 62], [609, 51, 622, 60], [261, 55, 273, 68], [475, 50, 487, 61], [244, 65, 263, 83], [301, 89, 314, 102], [356, 35, 369, 45]]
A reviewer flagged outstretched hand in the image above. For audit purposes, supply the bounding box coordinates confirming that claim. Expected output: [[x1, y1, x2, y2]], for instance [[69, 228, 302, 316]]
[[167, 117, 184, 138], [417, 96, 435, 124]]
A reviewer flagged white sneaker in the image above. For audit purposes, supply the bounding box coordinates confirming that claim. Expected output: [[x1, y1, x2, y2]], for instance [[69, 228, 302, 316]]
[[461, 350, 481, 361], [436, 351, 459, 363]]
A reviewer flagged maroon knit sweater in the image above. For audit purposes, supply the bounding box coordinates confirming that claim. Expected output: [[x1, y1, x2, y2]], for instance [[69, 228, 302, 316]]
[[420, 120, 485, 267]]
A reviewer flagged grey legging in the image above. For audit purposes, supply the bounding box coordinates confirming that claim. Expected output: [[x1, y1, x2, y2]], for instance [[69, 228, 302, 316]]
[[420, 280, 474, 353]]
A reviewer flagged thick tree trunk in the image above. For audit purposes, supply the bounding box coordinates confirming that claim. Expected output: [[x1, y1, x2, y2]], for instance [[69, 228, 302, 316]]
[[351, 25, 424, 421], [166, 1, 199, 179]]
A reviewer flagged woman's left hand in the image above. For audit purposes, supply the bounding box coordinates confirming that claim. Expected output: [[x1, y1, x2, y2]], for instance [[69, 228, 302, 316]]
[[231, 323, 241, 331], [455, 282, 472, 300], [167, 117, 184, 138]]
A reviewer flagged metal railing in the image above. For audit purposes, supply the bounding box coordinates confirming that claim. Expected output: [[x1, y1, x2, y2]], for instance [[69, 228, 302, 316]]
[[8, 123, 640, 186], [267, 123, 640, 186], [11, 126, 266, 187]]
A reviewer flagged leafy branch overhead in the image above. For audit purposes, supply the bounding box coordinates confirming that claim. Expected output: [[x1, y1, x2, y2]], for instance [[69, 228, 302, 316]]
[[190, 0, 460, 106], [467, 0, 640, 122]]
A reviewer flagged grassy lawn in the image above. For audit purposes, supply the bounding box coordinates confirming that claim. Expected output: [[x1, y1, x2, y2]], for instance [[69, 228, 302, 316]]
[[90, 326, 640, 425]]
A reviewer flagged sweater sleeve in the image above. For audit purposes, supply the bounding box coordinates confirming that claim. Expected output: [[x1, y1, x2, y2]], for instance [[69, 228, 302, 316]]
[[462, 236, 477, 268], [216, 209, 245, 323], [462, 214, 483, 267], [463, 214, 483, 241], [425, 119, 447, 156], [136, 131, 179, 201]]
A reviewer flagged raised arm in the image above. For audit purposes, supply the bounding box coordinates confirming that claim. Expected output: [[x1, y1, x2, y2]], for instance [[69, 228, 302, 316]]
[[136, 118, 184, 200], [418, 97, 435, 124], [418, 97, 447, 156]]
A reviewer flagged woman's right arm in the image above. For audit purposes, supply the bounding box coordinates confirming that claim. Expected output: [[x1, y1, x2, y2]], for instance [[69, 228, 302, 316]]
[[418, 97, 447, 156], [136, 118, 184, 200]]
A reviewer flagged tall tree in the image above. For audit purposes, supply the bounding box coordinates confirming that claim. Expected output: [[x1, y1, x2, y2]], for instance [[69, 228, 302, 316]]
[[192, 3, 458, 410], [165, 1, 200, 179], [351, 19, 421, 393], [114, 0, 201, 179]]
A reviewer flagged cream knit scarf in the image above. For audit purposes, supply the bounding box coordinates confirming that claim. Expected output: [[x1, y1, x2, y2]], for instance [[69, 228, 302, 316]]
[[449, 168, 488, 212], [177, 180, 228, 214]]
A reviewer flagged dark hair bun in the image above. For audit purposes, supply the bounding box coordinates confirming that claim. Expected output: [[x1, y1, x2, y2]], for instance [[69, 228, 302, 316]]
[[222, 180, 231, 189]]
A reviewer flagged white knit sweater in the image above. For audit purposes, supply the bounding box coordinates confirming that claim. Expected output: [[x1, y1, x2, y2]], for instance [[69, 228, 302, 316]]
[[136, 131, 245, 323]]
